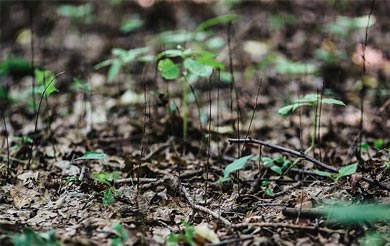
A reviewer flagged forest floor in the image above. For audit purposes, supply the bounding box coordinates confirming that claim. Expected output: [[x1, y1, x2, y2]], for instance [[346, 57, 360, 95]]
[[1, 1, 390, 245]]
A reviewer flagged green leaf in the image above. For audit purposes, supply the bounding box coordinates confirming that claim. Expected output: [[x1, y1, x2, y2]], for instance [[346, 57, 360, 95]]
[[261, 157, 274, 167], [123, 47, 150, 63], [158, 58, 180, 80], [205, 36, 225, 50], [278, 105, 295, 116], [196, 14, 240, 32], [0, 57, 32, 76], [111, 223, 128, 246], [184, 58, 209, 77], [265, 188, 274, 196], [74, 151, 106, 161], [360, 142, 369, 150], [270, 165, 282, 175], [120, 15, 143, 33], [374, 139, 385, 149], [159, 30, 198, 44], [223, 155, 253, 181], [278, 94, 345, 116], [320, 98, 346, 106], [71, 78, 90, 92], [275, 58, 317, 74], [34, 69, 58, 98], [91, 171, 119, 186], [326, 15, 376, 38], [157, 49, 186, 59], [313, 169, 334, 179], [338, 163, 357, 178], [321, 203, 390, 224], [108, 60, 122, 82], [103, 189, 115, 205], [12, 228, 61, 246], [57, 3, 92, 19], [94, 59, 113, 70], [196, 57, 224, 70]]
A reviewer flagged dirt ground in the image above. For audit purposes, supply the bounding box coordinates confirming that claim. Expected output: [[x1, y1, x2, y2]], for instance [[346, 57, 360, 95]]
[[1, 1, 390, 245]]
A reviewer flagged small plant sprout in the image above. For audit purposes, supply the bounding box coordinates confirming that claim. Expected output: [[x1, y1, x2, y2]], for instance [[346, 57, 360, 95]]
[[120, 15, 143, 33], [325, 15, 376, 39], [278, 93, 346, 154], [57, 3, 94, 24], [167, 221, 196, 246], [158, 48, 224, 141], [111, 223, 129, 246], [34, 69, 58, 99], [313, 162, 357, 183], [221, 155, 287, 183], [91, 171, 120, 205], [12, 228, 61, 246], [94, 47, 152, 82], [0, 57, 32, 77], [74, 151, 107, 162]]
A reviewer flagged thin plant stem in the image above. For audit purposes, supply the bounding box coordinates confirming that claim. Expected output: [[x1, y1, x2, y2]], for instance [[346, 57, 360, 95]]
[[182, 75, 189, 143], [27, 72, 64, 169]]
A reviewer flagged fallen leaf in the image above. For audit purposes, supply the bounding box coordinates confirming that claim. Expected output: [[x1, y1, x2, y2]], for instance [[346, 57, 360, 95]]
[[194, 223, 220, 244]]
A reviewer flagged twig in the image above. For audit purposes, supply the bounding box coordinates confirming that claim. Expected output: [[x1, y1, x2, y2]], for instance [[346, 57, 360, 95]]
[[206, 235, 254, 246], [114, 177, 158, 184], [228, 137, 390, 191], [181, 186, 232, 226], [78, 164, 86, 181], [0, 154, 28, 164], [141, 142, 170, 161], [232, 222, 344, 234]]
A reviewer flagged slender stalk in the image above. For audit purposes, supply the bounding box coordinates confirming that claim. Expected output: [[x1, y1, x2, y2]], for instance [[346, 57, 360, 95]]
[[182, 75, 189, 143], [27, 72, 63, 169]]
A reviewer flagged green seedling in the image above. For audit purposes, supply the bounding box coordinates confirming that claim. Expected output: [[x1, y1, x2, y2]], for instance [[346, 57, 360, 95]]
[[261, 180, 274, 196], [279, 93, 346, 153], [322, 202, 390, 224], [159, 14, 238, 48], [10, 135, 33, 151], [275, 57, 317, 75], [35, 69, 58, 99], [91, 171, 119, 187], [373, 139, 385, 149], [73, 151, 117, 204], [313, 163, 357, 183], [57, 3, 94, 24], [12, 228, 61, 246], [0, 57, 32, 77], [111, 223, 129, 246], [120, 15, 143, 33], [95, 47, 152, 82], [312, 202, 390, 245], [158, 47, 223, 141], [71, 78, 90, 92], [74, 151, 107, 161], [360, 232, 387, 246], [221, 155, 289, 183], [167, 221, 196, 246], [325, 15, 376, 39], [315, 45, 347, 64], [65, 176, 77, 184], [91, 171, 120, 205]]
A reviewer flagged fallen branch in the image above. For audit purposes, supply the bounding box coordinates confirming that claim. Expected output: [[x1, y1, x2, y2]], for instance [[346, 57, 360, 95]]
[[181, 186, 232, 226], [232, 222, 344, 234], [228, 137, 390, 191]]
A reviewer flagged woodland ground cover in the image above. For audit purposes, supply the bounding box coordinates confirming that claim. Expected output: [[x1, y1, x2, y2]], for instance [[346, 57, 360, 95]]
[[1, 1, 390, 245]]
